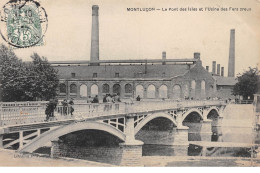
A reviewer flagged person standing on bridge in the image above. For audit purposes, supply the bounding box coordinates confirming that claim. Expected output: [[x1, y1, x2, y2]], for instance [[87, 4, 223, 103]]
[[45, 98, 58, 121], [114, 93, 121, 112], [68, 98, 74, 116], [136, 95, 141, 101], [61, 99, 68, 115]]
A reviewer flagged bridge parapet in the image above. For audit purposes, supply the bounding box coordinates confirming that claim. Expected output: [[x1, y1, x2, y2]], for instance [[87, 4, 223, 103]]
[[0, 100, 226, 127]]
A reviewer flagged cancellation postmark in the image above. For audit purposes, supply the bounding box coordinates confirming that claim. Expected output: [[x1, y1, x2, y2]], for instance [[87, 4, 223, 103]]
[[0, 0, 48, 48]]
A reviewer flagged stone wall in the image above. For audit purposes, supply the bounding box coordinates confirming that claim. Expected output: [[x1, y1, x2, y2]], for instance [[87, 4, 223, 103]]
[[53, 142, 123, 165]]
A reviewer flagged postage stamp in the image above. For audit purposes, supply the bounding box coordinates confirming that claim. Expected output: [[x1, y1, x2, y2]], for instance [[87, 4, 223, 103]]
[[0, 0, 48, 48]]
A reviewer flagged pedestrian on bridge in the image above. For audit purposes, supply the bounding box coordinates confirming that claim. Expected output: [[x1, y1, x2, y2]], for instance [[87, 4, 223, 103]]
[[113, 93, 121, 111], [45, 98, 58, 121], [68, 98, 74, 116], [61, 99, 68, 115], [136, 95, 141, 101]]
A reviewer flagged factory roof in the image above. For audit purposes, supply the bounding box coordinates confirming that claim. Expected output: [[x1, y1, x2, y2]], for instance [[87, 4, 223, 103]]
[[54, 62, 196, 80], [214, 76, 237, 86]]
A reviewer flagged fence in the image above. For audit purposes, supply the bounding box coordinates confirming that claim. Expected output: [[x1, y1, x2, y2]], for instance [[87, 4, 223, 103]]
[[235, 100, 254, 104]]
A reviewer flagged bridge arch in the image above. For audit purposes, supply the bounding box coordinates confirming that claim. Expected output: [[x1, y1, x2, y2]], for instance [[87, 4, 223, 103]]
[[205, 106, 220, 120], [134, 112, 177, 135], [19, 121, 126, 153], [182, 108, 204, 123]]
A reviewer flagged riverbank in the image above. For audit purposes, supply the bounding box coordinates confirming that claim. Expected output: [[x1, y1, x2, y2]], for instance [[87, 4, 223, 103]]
[[0, 149, 113, 167], [142, 156, 260, 167], [1, 148, 260, 167]]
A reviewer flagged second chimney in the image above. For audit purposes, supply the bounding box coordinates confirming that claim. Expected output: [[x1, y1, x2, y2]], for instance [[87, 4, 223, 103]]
[[162, 51, 166, 65], [228, 29, 235, 77], [221, 67, 224, 76], [217, 64, 220, 75], [194, 52, 200, 59], [206, 66, 209, 72], [212, 61, 216, 74]]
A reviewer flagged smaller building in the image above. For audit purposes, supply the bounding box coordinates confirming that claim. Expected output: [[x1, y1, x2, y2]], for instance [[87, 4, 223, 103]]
[[213, 76, 237, 99]]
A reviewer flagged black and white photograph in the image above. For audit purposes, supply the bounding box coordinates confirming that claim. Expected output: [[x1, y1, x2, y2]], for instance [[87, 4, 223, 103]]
[[0, 0, 259, 167]]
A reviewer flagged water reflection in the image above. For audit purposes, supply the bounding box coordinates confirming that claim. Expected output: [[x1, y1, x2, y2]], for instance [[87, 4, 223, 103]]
[[142, 122, 260, 158]]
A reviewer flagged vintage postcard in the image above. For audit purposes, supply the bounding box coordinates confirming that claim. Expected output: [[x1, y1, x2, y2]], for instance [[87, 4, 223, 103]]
[[0, 0, 259, 167]]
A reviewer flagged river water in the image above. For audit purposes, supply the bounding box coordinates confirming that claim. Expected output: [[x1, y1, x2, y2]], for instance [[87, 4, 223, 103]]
[[34, 104, 260, 165], [142, 104, 260, 158]]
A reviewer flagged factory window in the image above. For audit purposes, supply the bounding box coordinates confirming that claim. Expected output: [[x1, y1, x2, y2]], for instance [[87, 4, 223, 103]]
[[93, 73, 97, 78], [115, 73, 119, 77], [191, 80, 196, 98], [159, 85, 167, 98], [91, 84, 98, 97], [201, 80, 206, 98], [70, 84, 77, 94], [113, 84, 121, 95], [71, 73, 76, 78], [183, 84, 189, 98], [147, 84, 156, 98], [59, 83, 66, 93], [136, 85, 144, 98], [102, 84, 110, 94], [125, 84, 132, 93], [80, 84, 87, 97], [173, 85, 181, 100]]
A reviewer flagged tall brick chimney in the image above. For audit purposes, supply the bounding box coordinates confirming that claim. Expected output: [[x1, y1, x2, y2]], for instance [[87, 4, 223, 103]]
[[162, 51, 166, 65], [212, 61, 216, 74], [90, 5, 99, 66], [228, 29, 235, 77], [206, 66, 209, 72], [221, 67, 224, 77], [217, 64, 220, 75], [194, 52, 200, 59]]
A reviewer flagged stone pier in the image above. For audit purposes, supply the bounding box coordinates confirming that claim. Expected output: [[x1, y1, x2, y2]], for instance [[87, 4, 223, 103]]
[[174, 126, 189, 146], [50, 139, 60, 158], [120, 115, 144, 166], [200, 119, 212, 141]]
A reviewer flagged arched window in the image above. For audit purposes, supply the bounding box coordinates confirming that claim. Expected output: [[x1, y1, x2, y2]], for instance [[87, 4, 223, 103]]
[[113, 84, 121, 95], [136, 85, 144, 98], [102, 84, 109, 94], [201, 80, 205, 90], [191, 80, 196, 89], [201, 80, 206, 98], [70, 84, 77, 94], [59, 83, 66, 93], [183, 84, 189, 98], [80, 84, 87, 97], [191, 80, 196, 98], [91, 84, 98, 97], [159, 85, 168, 98], [125, 84, 132, 93], [173, 85, 181, 99], [147, 84, 156, 98]]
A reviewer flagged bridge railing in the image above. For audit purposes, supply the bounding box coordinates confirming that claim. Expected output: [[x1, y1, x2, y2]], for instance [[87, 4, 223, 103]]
[[55, 102, 127, 118], [0, 100, 226, 126], [130, 100, 226, 113], [234, 100, 254, 104], [0, 102, 128, 126]]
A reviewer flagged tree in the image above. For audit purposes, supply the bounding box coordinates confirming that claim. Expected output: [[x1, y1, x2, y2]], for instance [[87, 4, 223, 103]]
[[0, 44, 27, 101], [232, 67, 260, 100], [27, 53, 59, 100], [0, 44, 59, 101]]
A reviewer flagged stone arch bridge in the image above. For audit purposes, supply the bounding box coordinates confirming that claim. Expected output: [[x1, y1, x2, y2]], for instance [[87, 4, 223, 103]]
[[0, 100, 226, 166]]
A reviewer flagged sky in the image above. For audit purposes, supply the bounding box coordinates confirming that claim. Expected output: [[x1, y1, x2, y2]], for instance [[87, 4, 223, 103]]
[[0, 0, 259, 76]]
